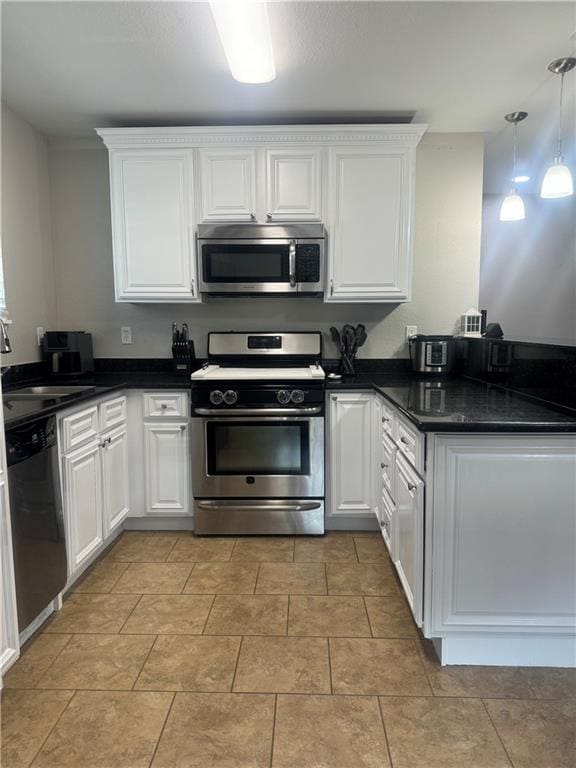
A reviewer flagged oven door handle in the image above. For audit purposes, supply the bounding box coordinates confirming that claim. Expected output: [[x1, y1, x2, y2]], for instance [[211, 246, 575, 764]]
[[195, 500, 323, 512], [193, 407, 323, 416]]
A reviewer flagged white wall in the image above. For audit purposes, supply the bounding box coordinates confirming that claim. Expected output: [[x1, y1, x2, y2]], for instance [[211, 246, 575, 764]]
[[480, 194, 576, 346], [48, 132, 483, 358], [1, 105, 57, 364]]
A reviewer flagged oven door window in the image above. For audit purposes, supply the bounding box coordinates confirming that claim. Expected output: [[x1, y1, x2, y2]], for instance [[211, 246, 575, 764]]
[[202, 244, 289, 283], [206, 421, 310, 475]]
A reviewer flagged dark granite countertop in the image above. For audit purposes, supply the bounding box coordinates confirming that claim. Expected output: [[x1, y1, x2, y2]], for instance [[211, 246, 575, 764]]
[[3, 372, 191, 429], [4, 366, 576, 433], [325, 373, 576, 433]]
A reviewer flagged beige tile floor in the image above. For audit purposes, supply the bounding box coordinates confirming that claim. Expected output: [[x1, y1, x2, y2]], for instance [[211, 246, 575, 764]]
[[1, 531, 575, 768]]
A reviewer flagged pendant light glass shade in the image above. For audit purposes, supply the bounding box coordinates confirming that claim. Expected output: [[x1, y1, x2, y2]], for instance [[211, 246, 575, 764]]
[[541, 156, 574, 198], [499, 190, 526, 221], [540, 58, 575, 199], [500, 112, 528, 222]]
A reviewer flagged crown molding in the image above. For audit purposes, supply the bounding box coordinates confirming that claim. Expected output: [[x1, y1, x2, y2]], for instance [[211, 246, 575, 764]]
[[95, 124, 428, 150]]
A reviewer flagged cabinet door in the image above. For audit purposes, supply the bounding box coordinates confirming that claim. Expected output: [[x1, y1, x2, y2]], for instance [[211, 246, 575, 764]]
[[328, 393, 374, 517], [109, 150, 198, 302], [101, 427, 130, 536], [395, 453, 424, 625], [63, 440, 103, 573], [265, 148, 322, 220], [199, 149, 257, 221], [144, 422, 190, 515], [326, 146, 414, 302]]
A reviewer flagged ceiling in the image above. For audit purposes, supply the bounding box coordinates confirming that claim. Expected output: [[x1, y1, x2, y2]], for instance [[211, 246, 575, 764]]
[[2, 1, 575, 192]]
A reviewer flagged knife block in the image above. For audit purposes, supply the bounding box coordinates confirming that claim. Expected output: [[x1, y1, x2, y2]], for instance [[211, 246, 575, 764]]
[[172, 340, 195, 375]]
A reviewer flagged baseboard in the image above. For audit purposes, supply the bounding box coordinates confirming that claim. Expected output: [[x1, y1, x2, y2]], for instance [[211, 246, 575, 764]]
[[435, 633, 576, 667], [325, 515, 379, 531], [19, 602, 56, 647], [124, 516, 194, 531]]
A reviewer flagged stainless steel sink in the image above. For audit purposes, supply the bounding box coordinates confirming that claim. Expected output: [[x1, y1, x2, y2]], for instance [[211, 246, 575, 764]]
[[5, 385, 96, 400]]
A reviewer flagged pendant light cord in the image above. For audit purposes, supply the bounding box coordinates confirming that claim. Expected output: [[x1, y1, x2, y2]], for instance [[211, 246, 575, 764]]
[[512, 122, 518, 181], [557, 72, 565, 158]]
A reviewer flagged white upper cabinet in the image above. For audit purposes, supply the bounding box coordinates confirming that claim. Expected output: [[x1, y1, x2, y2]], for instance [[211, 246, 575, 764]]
[[199, 149, 257, 221], [326, 145, 416, 302], [265, 148, 322, 221], [98, 126, 426, 304], [108, 149, 198, 302]]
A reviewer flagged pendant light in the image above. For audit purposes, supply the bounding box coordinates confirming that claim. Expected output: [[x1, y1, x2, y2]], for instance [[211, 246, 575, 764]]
[[541, 57, 575, 199], [500, 112, 528, 221]]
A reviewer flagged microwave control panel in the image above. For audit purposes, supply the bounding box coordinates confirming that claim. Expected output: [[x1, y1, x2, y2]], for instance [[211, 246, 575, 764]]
[[295, 245, 321, 283]]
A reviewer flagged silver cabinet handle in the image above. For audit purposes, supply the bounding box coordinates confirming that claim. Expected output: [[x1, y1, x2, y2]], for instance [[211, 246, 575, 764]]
[[289, 240, 296, 288], [266, 213, 272, 221], [382, 416, 389, 423], [400, 437, 409, 444], [161, 403, 168, 410], [191, 278, 195, 296], [180, 425, 186, 431], [250, 213, 256, 221], [330, 279, 334, 296], [380, 462, 388, 469], [407, 482, 417, 492], [379, 519, 384, 528]]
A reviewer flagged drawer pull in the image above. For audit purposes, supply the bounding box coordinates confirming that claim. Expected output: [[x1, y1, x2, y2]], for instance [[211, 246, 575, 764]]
[[400, 436, 409, 444], [379, 519, 384, 528], [161, 403, 168, 409], [407, 482, 417, 492], [382, 416, 389, 423], [380, 462, 388, 469]]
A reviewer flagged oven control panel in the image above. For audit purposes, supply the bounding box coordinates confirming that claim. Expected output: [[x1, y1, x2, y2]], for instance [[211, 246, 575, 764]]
[[194, 384, 324, 412]]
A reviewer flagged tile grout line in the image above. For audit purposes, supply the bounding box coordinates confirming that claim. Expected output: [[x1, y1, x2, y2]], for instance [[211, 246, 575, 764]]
[[117, 592, 146, 634], [131, 633, 161, 691], [30, 634, 75, 689], [200, 594, 218, 635], [286, 595, 290, 636], [363, 596, 375, 638], [146, 691, 177, 768], [480, 698, 515, 767], [377, 695, 396, 768], [269, 693, 278, 768], [229, 635, 244, 693], [254, 562, 262, 594], [27, 688, 80, 766], [326, 636, 334, 694]]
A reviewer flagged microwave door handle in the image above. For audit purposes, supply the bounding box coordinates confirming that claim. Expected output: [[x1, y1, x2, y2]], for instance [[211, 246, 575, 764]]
[[289, 240, 296, 288]]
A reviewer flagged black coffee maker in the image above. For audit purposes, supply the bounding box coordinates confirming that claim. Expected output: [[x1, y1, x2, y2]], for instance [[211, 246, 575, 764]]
[[42, 331, 94, 376]]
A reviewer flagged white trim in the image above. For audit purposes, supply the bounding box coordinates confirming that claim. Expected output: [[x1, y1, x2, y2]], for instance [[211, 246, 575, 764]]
[[96, 124, 428, 150], [123, 516, 193, 531], [435, 633, 576, 667]]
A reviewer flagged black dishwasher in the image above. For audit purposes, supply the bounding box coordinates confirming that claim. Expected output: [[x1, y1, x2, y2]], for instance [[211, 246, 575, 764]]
[[6, 415, 67, 631]]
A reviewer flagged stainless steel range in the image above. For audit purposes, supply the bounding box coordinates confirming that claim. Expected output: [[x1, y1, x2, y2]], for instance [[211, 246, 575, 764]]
[[190, 332, 325, 535]]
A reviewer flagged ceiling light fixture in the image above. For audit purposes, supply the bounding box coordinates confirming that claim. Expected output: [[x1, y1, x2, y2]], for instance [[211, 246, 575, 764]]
[[500, 111, 528, 222], [541, 57, 575, 199], [210, 1, 276, 84], [513, 174, 531, 184]]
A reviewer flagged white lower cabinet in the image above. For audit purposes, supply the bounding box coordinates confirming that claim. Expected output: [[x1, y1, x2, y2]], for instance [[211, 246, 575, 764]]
[[144, 421, 190, 515], [1, 478, 19, 675], [429, 434, 576, 635], [60, 395, 129, 581], [101, 426, 130, 536], [64, 439, 103, 572], [328, 392, 374, 520], [394, 453, 424, 626]]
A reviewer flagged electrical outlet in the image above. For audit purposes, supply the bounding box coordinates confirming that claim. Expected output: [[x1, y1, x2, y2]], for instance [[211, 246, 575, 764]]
[[121, 326, 132, 344], [36, 327, 45, 346], [406, 325, 418, 340]]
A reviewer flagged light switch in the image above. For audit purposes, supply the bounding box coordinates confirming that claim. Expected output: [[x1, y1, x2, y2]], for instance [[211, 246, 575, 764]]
[[121, 327, 132, 344]]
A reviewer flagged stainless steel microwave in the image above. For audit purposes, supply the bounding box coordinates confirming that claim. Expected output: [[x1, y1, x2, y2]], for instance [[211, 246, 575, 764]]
[[197, 223, 325, 296]]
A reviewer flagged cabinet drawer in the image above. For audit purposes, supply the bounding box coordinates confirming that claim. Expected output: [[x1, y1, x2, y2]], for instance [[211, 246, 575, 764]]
[[143, 392, 187, 418], [99, 396, 127, 431], [380, 401, 395, 437], [61, 406, 99, 453], [381, 433, 397, 500], [396, 418, 423, 472]]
